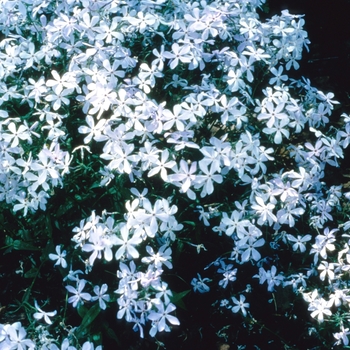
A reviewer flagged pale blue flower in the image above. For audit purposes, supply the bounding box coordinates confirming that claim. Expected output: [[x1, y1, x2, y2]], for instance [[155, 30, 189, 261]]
[[231, 295, 249, 317], [49, 245, 67, 269]]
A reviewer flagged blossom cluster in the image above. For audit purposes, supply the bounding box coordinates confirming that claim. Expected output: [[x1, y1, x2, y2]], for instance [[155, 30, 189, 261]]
[[66, 196, 181, 338], [1, 0, 350, 348]]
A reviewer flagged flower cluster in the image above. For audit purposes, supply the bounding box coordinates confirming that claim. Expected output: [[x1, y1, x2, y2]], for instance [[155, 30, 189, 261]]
[[1, 0, 350, 348]]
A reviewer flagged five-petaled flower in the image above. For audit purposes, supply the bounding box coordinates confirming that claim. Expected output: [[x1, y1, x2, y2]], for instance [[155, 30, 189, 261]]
[[49, 245, 68, 268], [231, 295, 250, 317]]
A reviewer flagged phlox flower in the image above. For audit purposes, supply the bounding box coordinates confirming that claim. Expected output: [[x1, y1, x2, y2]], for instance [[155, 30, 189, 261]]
[[117, 261, 139, 291], [2, 322, 35, 349], [141, 245, 173, 270], [114, 224, 142, 260], [82, 226, 107, 265], [317, 91, 339, 108], [78, 115, 107, 144], [218, 262, 237, 288], [66, 279, 91, 308], [46, 70, 75, 95], [131, 316, 146, 339], [286, 234, 311, 253], [270, 178, 298, 202], [33, 300, 57, 325], [116, 291, 137, 322], [242, 46, 270, 61], [334, 326, 350, 346], [152, 45, 166, 71], [63, 266, 84, 282], [318, 261, 335, 282], [254, 266, 284, 291], [95, 19, 125, 42], [327, 289, 350, 309], [191, 273, 211, 293], [138, 63, 163, 88], [126, 12, 157, 34], [49, 245, 67, 268], [195, 161, 223, 197], [2, 122, 31, 147], [148, 302, 180, 336], [154, 282, 173, 305], [13, 194, 36, 217], [237, 237, 265, 263], [236, 224, 263, 245], [168, 160, 197, 194], [227, 68, 245, 92], [309, 297, 332, 323], [231, 295, 249, 317], [91, 284, 110, 310], [269, 65, 288, 86], [283, 273, 308, 291], [139, 266, 163, 289], [133, 199, 169, 238], [132, 75, 152, 94], [277, 205, 305, 227], [160, 218, 183, 242], [45, 88, 74, 111], [147, 149, 176, 181], [184, 8, 206, 32], [263, 118, 290, 144], [258, 101, 288, 128], [130, 188, 150, 208], [195, 205, 210, 226], [163, 43, 191, 69], [162, 104, 188, 132], [101, 142, 139, 175], [251, 196, 277, 226], [221, 210, 250, 237], [266, 266, 284, 291]]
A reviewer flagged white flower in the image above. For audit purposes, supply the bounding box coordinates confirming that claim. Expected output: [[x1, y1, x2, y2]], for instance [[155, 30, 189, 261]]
[[318, 261, 335, 282], [33, 300, 57, 324], [49, 245, 67, 268], [91, 284, 110, 310], [148, 302, 180, 336], [309, 297, 332, 322], [286, 234, 312, 253], [334, 326, 350, 346], [114, 224, 142, 260], [251, 196, 277, 226], [2, 122, 31, 147], [238, 237, 265, 262], [195, 161, 223, 197], [78, 115, 107, 144], [3, 322, 35, 349], [66, 279, 92, 308], [141, 245, 173, 270]]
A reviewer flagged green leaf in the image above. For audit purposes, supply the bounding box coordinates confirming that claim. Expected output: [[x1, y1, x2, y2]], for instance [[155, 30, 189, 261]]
[[103, 324, 121, 346], [182, 221, 196, 227], [170, 289, 190, 310], [13, 240, 40, 251], [77, 304, 88, 319], [56, 201, 74, 217], [76, 303, 101, 338], [24, 267, 38, 279]]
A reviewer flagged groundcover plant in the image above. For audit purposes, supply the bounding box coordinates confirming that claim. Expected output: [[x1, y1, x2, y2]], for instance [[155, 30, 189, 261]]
[[1, 0, 350, 348]]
